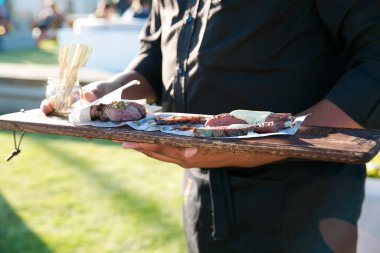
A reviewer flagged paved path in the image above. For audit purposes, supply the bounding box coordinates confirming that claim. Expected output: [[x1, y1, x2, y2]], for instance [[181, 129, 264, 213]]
[[358, 178, 380, 252], [0, 62, 116, 83], [0, 63, 116, 114]]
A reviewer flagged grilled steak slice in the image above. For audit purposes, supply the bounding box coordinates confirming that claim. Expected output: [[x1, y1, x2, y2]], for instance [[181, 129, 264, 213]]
[[205, 113, 248, 127], [250, 121, 279, 133], [266, 113, 295, 128], [154, 115, 210, 125], [155, 111, 296, 137], [205, 112, 295, 128], [193, 121, 288, 137], [90, 101, 146, 122], [193, 125, 251, 137], [173, 125, 197, 131]]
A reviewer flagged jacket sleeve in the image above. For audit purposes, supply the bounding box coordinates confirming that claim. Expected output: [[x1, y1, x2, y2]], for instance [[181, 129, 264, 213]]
[[127, 0, 163, 101], [315, 0, 380, 129]]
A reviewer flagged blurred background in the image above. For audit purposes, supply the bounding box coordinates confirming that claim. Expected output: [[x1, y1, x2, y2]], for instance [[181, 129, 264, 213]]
[[0, 0, 150, 116], [0, 0, 379, 252]]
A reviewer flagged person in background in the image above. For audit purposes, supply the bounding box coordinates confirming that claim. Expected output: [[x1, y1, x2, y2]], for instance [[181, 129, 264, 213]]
[[0, 0, 11, 34], [115, 0, 131, 16], [32, 0, 65, 45], [42, 0, 380, 252], [92, 0, 117, 20], [122, 0, 151, 20]]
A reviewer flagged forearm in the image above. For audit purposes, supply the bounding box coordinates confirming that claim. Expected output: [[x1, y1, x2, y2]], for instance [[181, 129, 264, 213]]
[[300, 99, 363, 129], [85, 70, 157, 103], [108, 70, 157, 103]]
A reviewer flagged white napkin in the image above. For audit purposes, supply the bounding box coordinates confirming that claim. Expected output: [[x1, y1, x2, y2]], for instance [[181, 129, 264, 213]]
[[69, 80, 161, 126]]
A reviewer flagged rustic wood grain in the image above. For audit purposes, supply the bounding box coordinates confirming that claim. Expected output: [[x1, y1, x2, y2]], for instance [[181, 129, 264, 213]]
[[1, 109, 380, 164]]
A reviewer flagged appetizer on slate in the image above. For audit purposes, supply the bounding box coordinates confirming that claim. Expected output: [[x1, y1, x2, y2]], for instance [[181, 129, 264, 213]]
[[154, 114, 209, 125]]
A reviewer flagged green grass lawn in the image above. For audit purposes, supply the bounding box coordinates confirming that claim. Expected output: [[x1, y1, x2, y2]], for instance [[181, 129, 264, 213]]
[[0, 131, 186, 253], [367, 155, 380, 178], [0, 40, 58, 65]]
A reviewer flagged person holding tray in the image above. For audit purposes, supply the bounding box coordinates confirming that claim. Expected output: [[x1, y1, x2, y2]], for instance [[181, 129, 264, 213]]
[[41, 1, 380, 252]]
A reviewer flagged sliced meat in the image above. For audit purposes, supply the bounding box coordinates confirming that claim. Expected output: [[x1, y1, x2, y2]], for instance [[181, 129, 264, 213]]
[[205, 113, 248, 127], [193, 125, 251, 137], [266, 113, 295, 128], [173, 125, 197, 131], [90, 101, 146, 122], [154, 115, 210, 125], [193, 121, 288, 137], [155, 111, 296, 137], [205, 112, 295, 129], [250, 121, 279, 133]]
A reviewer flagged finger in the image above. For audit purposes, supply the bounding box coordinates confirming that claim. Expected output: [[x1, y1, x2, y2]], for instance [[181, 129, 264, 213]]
[[124, 141, 192, 159], [138, 150, 183, 165], [82, 81, 110, 100], [122, 142, 195, 162], [40, 98, 53, 115], [122, 142, 160, 152], [83, 90, 98, 102]]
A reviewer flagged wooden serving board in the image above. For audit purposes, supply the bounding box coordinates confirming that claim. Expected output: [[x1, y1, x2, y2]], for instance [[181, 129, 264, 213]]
[[0, 109, 380, 164]]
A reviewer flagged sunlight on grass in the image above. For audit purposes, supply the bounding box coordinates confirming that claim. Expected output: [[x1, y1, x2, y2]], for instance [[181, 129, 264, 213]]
[[0, 40, 58, 65], [0, 131, 186, 253], [39, 40, 59, 54], [367, 154, 380, 178]]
